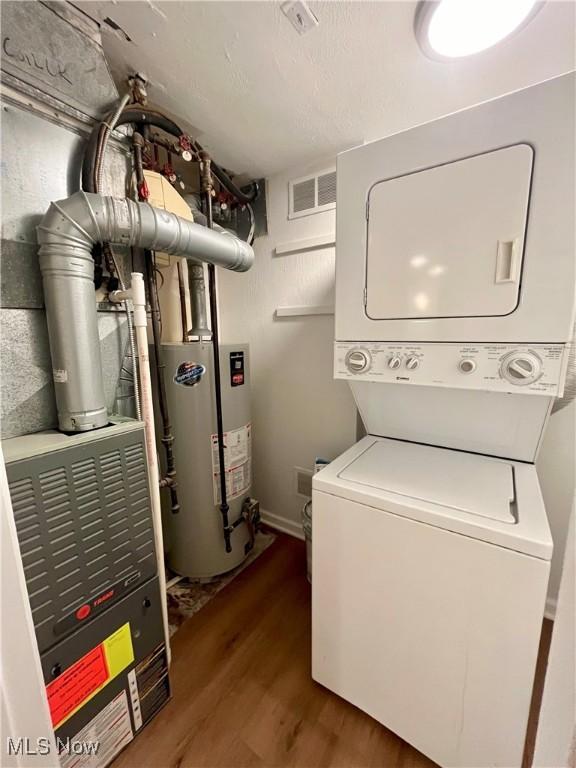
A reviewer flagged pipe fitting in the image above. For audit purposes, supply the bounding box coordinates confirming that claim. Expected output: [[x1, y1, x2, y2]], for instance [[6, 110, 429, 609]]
[[199, 150, 213, 194]]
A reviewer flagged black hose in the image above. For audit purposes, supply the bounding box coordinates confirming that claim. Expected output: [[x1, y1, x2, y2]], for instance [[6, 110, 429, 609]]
[[176, 261, 188, 343], [144, 249, 180, 515], [204, 189, 232, 554], [82, 106, 259, 203], [209, 156, 259, 205]]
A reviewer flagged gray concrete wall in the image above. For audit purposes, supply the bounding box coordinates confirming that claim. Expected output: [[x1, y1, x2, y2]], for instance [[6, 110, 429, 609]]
[[1, 1, 135, 437]]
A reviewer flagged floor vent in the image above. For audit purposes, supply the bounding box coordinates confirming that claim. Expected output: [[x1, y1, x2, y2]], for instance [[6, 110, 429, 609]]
[[289, 168, 336, 219]]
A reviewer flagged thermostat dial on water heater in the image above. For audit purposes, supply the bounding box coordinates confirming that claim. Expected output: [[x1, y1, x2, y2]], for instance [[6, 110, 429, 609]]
[[500, 351, 542, 386]]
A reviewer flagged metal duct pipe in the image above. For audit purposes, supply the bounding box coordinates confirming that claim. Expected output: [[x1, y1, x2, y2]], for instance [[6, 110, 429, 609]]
[[184, 194, 225, 340], [187, 264, 211, 340], [37, 191, 254, 433]]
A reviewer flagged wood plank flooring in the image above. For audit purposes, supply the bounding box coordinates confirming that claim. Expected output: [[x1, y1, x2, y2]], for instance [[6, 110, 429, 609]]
[[113, 534, 550, 768]]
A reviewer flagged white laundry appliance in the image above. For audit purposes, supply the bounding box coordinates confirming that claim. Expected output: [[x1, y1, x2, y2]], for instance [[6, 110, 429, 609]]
[[312, 73, 575, 768]]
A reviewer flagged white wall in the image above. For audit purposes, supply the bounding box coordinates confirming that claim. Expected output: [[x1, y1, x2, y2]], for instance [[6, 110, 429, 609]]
[[537, 401, 576, 609], [219, 160, 357, 536]]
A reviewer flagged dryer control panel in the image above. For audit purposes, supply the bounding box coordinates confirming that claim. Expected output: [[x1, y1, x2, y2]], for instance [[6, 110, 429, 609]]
[[334, 343, 568, 396]]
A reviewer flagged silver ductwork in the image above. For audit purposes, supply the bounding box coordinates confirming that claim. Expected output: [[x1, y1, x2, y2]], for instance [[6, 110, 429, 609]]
[[37, 191, 254, 432], [187, 264, 212, 339], [184, 193, 234, 339]]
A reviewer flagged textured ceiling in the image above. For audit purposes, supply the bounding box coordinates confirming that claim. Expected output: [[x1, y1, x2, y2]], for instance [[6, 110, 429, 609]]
[[77, 1, 576, 179]]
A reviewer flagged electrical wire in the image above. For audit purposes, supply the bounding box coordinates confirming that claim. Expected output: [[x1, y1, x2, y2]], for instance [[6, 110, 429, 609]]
[[95, 92, 132, 195]]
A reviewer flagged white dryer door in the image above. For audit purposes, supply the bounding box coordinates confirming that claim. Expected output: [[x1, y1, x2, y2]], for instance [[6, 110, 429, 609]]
[[365, 144, 533, 319]]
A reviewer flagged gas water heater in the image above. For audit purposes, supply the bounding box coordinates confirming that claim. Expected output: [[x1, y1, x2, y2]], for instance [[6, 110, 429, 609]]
[[160, 342, 253, 578]]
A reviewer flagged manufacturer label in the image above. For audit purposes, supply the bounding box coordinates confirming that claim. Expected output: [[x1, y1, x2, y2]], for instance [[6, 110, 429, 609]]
[[46, 623, 134, 729], [59, 690, 133, 768], [53, 369, 68, 383], [230, 351, 245, 387], [173, 361, 206, 387], [54, 574, 141, 637], [211, 423, 251, 504]]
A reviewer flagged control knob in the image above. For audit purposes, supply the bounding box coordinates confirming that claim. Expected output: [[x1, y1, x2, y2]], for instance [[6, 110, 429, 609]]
[[345, 348, 371, 374], [458, 359, 476, 374], [388, 356, 402, 370], [405, 356, 420, 371], [500, 351, 542, 386]]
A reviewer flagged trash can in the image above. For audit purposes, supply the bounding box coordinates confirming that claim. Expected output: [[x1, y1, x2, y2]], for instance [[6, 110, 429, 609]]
[[302, 499, 312, 583]]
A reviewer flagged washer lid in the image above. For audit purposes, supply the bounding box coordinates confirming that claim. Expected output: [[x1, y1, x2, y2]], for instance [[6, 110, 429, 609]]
[[313, 436, 553, 559], [339, 439, 515, 523]]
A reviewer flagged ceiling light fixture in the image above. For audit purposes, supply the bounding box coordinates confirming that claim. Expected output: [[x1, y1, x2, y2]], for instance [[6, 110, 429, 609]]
[[415, 0, 543, 60]]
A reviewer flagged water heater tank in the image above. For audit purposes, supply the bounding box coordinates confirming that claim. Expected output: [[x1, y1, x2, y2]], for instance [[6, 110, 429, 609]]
[[158, 342, 252, 578]]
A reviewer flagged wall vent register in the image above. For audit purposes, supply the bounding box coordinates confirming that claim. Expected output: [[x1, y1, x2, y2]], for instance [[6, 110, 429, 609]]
[[289, 168, 336, 219]]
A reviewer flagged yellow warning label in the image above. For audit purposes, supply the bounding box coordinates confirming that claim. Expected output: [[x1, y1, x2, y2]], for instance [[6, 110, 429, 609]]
[[103, 624, 134, 679], [47, 622, 134, 730]]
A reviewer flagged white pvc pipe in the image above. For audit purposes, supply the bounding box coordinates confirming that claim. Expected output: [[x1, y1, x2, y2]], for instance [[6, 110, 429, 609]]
[[131, 272, 171, 664]]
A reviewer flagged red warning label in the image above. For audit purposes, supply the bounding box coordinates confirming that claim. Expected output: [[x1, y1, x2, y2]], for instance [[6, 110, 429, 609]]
[[46, 645, 109, 727]]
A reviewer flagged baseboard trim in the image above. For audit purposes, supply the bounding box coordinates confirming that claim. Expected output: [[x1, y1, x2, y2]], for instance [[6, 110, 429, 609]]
[[261, 509, 305, 541], [544, 596, 557, 621]]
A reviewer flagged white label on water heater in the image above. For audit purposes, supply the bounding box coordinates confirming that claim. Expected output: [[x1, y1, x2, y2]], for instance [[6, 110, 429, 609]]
[[211, 423, 252, 504]]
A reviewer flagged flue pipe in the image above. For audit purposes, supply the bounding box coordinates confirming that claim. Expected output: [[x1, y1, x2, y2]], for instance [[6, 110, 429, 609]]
[[37, 191, 254, 433], [187, 263, 212, 340]]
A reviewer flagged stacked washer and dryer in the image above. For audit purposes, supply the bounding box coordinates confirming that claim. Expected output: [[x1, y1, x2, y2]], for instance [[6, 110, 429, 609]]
[[312, 73, 575, 768]]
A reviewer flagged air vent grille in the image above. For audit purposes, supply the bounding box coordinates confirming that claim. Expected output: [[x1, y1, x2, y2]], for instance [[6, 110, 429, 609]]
[[7, 428, 156, 653], [317, 170, 337, 207], [288, 167, 336, 219], [292, 178, 316, 213], [294, 466, 313, 498]]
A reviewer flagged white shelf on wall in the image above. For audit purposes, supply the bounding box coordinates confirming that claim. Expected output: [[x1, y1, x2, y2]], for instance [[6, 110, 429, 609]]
[[274, 233, 335, 256], [274, 305, 335, 318]]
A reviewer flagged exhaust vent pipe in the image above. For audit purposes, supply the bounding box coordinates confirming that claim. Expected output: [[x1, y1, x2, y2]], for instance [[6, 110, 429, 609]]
[[187, 264, 212, 340], [37, 191, 254, 433]]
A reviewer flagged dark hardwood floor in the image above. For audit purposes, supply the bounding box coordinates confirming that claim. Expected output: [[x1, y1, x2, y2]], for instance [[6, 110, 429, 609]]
[[113, 534, 551, 768]]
